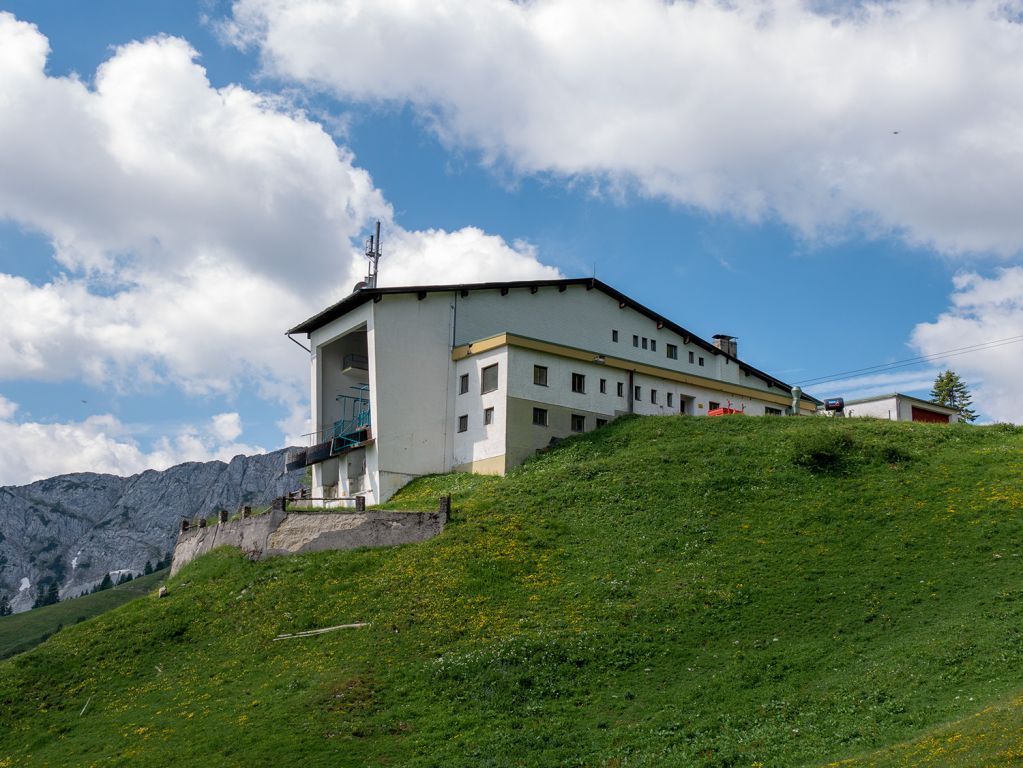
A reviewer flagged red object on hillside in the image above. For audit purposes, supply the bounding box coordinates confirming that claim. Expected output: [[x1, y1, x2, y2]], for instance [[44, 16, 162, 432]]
[[707, 408, 744, 417]]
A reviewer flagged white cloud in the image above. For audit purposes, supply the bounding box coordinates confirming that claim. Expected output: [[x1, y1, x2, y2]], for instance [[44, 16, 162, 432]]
[[0, 394, 17, 420], [0, 12, 557, 479], [808, 368, 943, 403], [230, 0, 1023, 255], [211, 412, 243, 442], [912, 268, 1023, 423], [0, 402, 264, 485]]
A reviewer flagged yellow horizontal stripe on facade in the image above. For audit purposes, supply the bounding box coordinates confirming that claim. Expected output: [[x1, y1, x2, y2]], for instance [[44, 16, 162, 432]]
[[452, 333, 815, 413]]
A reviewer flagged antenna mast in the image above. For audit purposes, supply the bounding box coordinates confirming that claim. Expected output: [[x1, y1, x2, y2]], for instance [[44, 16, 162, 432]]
[[365, 221, 382, 289]]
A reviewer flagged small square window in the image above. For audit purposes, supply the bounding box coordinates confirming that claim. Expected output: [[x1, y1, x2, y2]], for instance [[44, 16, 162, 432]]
[[596, 418, 608, 428], [459, 373, 469, 394], [571, 414, 585, 432], [699, 357, 705, 367], [484, 407, 495, 425], [667, 393, 674, 408], [617, 382, 624, 397], [634, 385, 641, 401], [599, 378, 607, 394], [533, 365, 548, 387], [667, 344, 678, 360], [709, 401, 720, 411], [650, 389, 657, 404], [571, 372, 585, 393], [612, 329, 619, 343], [457, 414, 468, 432], [532, 407, 548, 426], [633, 335, 639, 347], [642, 337, 648, 350], [650, 340, 657, 352], [688, 351, 695, 364], [481, 364, 498, 394]]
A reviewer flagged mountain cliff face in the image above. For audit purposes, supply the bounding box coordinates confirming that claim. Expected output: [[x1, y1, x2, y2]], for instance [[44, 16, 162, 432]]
[[0, 450, 303, 613]]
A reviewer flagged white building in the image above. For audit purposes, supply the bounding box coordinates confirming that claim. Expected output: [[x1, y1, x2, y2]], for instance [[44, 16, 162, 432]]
[[841, 393, 960, 423], [286, 278, 821, 505]]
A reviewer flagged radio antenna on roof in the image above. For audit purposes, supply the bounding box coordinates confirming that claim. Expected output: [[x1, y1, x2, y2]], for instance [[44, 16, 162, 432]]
[[365, 221, 382, 289]]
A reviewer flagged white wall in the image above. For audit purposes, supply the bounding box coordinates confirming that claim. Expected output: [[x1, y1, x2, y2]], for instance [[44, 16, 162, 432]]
[[451, 347, 508, 467], [370, 293, 456, 478], [845, 397, 899, 420]]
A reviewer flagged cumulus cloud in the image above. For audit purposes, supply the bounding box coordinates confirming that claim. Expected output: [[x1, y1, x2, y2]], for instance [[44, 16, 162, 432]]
[[230, 0, 1023, 255], [912, 268, 1023, 423], [0, 402, 264, 485], [0, 13, 556, 428]]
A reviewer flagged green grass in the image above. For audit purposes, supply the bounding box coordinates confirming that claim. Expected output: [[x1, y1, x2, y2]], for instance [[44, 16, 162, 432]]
[[0, 570, 167, 661], [2, 416, 1023, 767]]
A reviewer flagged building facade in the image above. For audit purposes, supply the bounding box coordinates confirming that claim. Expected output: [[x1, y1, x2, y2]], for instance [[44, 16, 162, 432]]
[[842, 393, 960, 423], [286, 278, 820, 505]]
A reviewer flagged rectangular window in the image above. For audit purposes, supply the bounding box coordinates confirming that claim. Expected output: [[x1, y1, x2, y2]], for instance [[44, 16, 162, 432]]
[[650, 389, 657, 404], [459, 373, 469, 394], [650, 340, 657, 352], [667, 393, 674, 408], [481, 364, 498, 394], [599, 378, 607, 394], [688, 351, 695, 364], [533, 365, 548, 387], [484, 407, 495, 425], [571, 414, 585, 432], [571, 372, 585, 393], [612, 329, 619, 342], [596, 418, 608, 428], [634, 385, 641, 401], [457, 414, 468, 432], [765, 406, 782, 416], [709, 401, 720, 411], [642, 337, 648, 350], [532, 407, 548, 426], [667, 344, 678, 360], [633, 335, 639, 347], [699, 357, 705, 367], [617, 382, 624, 397]]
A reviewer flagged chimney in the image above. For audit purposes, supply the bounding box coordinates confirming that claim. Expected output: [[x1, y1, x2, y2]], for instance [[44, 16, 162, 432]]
[[712, 334, 738, 358]]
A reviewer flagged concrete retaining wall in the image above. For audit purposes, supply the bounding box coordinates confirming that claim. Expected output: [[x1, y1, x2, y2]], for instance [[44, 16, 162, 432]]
[[171, 509, 447, 576]]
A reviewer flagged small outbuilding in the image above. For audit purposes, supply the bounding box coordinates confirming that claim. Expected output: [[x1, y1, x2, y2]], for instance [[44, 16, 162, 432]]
[[842, 393, 959, 423]]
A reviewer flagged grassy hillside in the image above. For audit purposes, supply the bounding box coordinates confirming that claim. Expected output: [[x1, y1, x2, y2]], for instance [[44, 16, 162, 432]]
[[2, 415, 1023, 767], [0, 570, 167, 661]]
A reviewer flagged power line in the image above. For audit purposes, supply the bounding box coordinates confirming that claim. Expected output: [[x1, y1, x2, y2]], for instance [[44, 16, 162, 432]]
[[795, 333, 1023, 388]]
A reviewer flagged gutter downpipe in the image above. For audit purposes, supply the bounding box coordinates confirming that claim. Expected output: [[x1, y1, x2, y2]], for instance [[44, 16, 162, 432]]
[[628, 369, 635, 414]]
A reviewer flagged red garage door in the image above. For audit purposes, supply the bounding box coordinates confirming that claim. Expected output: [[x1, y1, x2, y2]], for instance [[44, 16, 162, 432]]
[[911, 406, 950, 423]]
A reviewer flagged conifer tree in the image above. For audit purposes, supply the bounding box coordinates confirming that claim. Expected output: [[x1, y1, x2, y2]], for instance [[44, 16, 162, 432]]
[[0, 593, 12, 617], [143, 561, 153, 575], [931, 369, 978, 422]]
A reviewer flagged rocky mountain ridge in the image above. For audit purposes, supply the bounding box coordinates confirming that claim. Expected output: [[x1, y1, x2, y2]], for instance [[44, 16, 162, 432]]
[[0, 450, 303, 613]]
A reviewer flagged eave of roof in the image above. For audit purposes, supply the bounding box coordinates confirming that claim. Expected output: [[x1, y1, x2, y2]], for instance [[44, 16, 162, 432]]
[[286, 277, 822, 405]]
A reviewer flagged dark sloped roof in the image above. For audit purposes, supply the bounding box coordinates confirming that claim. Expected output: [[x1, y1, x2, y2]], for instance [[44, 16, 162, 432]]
[[286, 277, 821, 404]]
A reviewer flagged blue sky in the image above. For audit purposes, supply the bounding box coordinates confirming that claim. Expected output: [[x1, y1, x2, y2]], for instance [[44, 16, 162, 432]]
[[1, 0, 1021, 484]]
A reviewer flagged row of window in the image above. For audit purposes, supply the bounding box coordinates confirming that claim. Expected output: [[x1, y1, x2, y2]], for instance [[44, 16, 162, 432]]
[[610, 329, 704, 366], [532, 408, 607, 432], [457, 407, 495, 433], [460, 350, 709, 402], [458, 407, 610, 434], [460, 364, 499, 396]]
